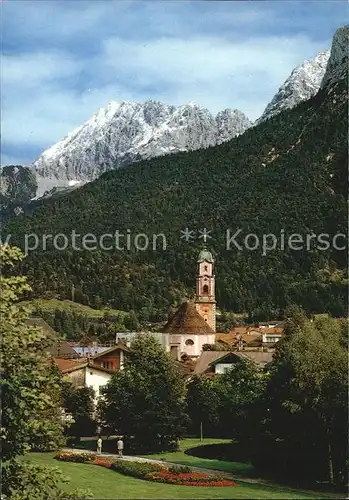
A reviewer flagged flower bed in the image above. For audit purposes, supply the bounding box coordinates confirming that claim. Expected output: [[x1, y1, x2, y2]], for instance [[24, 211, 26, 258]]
[[55, 452, 236, 487], [147, 468, 236, 487], [55, 451, 96, 463]]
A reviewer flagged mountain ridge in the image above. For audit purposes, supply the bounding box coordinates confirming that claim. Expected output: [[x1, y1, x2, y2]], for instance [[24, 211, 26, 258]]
[[31, 100, 251, 197]]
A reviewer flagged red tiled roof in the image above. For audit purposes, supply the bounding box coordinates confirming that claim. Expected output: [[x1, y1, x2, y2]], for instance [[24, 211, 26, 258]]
[[50, 358, 117, 375], [227, 326, 284, 336], [218, 326, 284, 347], [50, 358, 86, 373]]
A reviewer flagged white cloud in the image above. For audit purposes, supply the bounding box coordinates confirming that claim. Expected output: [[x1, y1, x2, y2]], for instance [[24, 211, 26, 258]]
[[102, 34, 328, 111], [3, 51, 81, 86]]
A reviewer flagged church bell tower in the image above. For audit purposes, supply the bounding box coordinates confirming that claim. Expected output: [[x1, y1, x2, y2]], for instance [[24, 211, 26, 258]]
[[194, 248, 216, 332]]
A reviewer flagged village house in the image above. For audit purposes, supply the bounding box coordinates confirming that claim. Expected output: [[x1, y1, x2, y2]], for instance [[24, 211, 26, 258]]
[[51, 358, 115, 405], [89, 343, 128, 371], [193, 350, 274, 376], [216, 325, 284, 351]]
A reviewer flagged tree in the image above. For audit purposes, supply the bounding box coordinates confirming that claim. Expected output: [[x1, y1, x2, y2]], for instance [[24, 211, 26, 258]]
[[62, 382, 96, 439], [99, 333, 188, 452], [215, 359, 268, 442], [1, 246, 65, 462], [0, 245, 87, 499], [186, 376, 220, 439], [262, 313, 348, 484], [124, 310, 139, 331]]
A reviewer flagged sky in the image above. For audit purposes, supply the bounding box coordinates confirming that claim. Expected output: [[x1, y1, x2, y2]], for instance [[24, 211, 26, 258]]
[[1, 0, 347, 166]]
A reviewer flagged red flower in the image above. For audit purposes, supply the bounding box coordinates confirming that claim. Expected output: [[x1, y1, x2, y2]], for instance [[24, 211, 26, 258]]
[[94, 457, 113, 469], [149, 470, 236, 487]]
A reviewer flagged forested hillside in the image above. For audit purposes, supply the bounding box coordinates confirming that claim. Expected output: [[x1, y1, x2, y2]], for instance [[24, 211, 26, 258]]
[[5, 75, 348, 321]]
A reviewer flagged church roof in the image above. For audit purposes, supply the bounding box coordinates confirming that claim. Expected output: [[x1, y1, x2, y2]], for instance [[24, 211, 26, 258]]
[[162, 301, 215, 335], [197, 248, 214, 263]]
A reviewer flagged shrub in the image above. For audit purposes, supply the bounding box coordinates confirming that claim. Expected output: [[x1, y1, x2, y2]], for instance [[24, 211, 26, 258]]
[[168, 465, 191, 474], [185, 442, 250, 462], [111, 460, 164, 479], [55, 451, 96, 463], [2, 459, 93, 499]]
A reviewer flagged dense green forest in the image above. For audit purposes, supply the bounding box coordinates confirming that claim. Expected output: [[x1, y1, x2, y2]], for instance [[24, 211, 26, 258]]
[[4, 74, 348, 321]]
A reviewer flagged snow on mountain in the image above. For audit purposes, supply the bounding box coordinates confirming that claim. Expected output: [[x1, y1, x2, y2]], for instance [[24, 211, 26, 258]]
[[321, 25, 349, 90], [255, 51, 330, 125], [32, 100, 251, 197]]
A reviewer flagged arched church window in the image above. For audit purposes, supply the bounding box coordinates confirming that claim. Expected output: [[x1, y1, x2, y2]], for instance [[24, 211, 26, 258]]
[[185, 339, 194, 346], [203, 285, 209, 295], [204, 265, 208, 271]]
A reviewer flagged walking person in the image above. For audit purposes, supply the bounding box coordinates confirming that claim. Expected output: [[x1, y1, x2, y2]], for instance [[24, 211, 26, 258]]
[[117, 437, 124, 458], [97, 436, 103, 454]]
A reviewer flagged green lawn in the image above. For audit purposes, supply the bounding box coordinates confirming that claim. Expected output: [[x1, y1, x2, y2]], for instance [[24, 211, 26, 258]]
[[27, 452, 332, 499], [141, 438, 256, 476]]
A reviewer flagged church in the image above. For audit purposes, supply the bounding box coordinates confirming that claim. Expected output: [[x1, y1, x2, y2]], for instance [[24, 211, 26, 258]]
[[162, 248, 216, 359]]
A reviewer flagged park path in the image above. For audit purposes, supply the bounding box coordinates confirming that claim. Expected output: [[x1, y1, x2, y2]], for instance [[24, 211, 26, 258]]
[[62, 448, 344, 498]]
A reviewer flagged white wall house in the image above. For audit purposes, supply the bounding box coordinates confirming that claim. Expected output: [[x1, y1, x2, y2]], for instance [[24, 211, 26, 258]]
[[262, 333, 283, 344], [84, 366, 113, 403], [60, 361, 115, 407]]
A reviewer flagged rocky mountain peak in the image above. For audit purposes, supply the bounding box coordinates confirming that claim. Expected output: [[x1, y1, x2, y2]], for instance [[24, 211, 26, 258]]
[[321, 25, 349, 89], [256, 50, 330, 124]]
